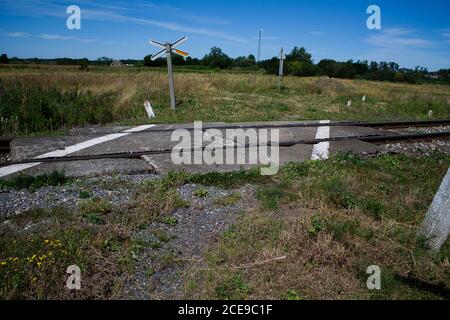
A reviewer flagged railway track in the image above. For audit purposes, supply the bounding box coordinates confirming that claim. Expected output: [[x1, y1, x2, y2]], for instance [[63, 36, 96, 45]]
[[0, 119, 449, 166], [1, 130, 449, 167]]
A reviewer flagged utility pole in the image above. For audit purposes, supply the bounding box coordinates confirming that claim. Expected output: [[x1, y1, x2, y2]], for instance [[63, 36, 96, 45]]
[[278, 47, 286, 90], [149, 36, 189, 110], [257, 29, 262, 62]]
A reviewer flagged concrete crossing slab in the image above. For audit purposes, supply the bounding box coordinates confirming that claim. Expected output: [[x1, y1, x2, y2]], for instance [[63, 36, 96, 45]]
[[1, 121, 385, 178]]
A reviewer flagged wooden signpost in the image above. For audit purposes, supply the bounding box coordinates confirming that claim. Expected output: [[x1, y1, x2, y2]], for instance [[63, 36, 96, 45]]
[[149, 36, 189, 110]]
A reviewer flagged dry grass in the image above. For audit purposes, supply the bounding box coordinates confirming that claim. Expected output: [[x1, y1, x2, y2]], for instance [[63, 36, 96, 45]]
[[184, 154, 450, 300], [1, 65, 449, 135], [0, 174, 189, 299]]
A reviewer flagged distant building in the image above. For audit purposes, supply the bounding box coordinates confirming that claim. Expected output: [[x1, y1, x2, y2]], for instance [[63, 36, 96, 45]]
[[426, 73, 439, 79], [110, 60, 123, 67]]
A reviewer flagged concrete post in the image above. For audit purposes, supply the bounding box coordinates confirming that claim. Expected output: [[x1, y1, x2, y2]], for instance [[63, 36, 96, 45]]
[[166, 44, 176, 110], [420, 167, 450, 251]]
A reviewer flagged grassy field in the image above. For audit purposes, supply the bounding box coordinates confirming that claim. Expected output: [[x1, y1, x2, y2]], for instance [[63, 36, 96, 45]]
[[1, 64, 449, 136], [185, 154, 450, 300], [1, 154, 449, 299]]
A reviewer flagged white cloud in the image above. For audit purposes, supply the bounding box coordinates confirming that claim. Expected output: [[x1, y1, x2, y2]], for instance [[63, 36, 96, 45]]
[[2, 30, 112, 45], [382, 28, 413, 36], [250, 36, 280, 41], [5, 32, 30, 38], [308, 31, 325, 36], [441, 29, 450, 38], [38, 34, 75, 40], [365, 28, 431, 49], [1, 0, 243, 43], [102, 41, 127, 46], [81, 9, 246, 43], [78, 38, 99, 43]]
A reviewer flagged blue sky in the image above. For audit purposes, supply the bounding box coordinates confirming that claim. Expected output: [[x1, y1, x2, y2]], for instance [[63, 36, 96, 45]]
[[0, 0, 449, 70]]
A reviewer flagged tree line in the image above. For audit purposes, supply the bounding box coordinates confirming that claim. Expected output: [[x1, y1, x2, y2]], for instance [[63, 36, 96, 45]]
[[144, 46, 449, 84], [1, 48, 449, 84]]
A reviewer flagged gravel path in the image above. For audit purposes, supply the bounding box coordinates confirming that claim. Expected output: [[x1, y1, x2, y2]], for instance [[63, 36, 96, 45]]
[[0, 173, 158, 218], [0, 170, 256, 300], [123, 184, 256, 300]]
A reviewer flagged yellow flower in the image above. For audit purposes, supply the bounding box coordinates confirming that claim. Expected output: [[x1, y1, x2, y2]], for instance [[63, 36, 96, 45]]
[[0, 261, 7, 266]]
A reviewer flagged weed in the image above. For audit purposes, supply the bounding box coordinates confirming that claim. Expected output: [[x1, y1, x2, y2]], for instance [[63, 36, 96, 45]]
[[215, 274, 252, 299], [309, 215, 326, 236], [145, 268, 156, 278], [78, 190, 92, 199], [194, 188, 208, 198], [0, 170, 67, 191], [79, 198, 112, 216], [163, 217, 178, 226], [256, 184, 284, 210], [214, 192, 241, 207], [157, 251, 178, 268], [223, 225, 236, 239], [284, 290, 302, 300], [188, 168, 266, 188], [153, 229, 175, 243]]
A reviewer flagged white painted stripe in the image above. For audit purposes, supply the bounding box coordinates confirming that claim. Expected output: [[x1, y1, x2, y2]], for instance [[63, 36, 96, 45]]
[[34, 133, 129, 159], [0, 163, 41, 177], [0, 125, 156, 178], [311, 120, 330, 160], [122, 125, 155, 133]]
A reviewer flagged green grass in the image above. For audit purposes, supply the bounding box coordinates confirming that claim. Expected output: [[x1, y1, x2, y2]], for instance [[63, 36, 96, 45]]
[[0, 170, 68, 191], [2, 153, 449, 300], [256, 184, 285, 210], [185, 153, 450, 300], [214, 192, 241, 207], [193, 188, 208, 197], [0, 80, 118, 135]]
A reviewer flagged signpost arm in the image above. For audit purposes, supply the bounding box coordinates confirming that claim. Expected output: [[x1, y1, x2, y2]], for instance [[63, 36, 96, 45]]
[[166, 45, 176, 110]]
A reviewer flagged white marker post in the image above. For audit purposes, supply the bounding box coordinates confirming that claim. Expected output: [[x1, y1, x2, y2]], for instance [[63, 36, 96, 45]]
[[420, 168, 450, 251], [278, 47, 286, 90], [149, 36, 189, 110]]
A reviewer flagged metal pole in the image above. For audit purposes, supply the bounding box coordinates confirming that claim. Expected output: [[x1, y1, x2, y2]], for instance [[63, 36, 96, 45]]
[[257, 29, 262, 62], [166, 44, 176, 110]]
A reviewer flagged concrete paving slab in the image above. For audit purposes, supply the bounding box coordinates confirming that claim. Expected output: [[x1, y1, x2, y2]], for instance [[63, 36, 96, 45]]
[[2, 121, 385, 179]]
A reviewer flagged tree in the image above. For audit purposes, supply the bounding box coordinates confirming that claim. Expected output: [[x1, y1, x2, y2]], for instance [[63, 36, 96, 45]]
[[317, 59, 340, 77], [143, 55, 165, 67], [202, 47, 232, 69], [258, 57, 279, 75], [1, 54, 10, 64], [96, 56, 113, 65], [286, 47, 315, 76]]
